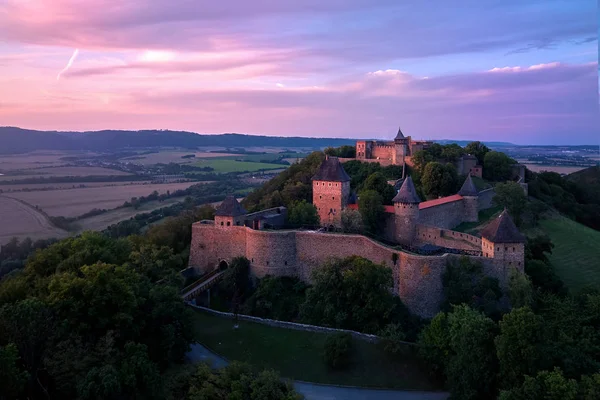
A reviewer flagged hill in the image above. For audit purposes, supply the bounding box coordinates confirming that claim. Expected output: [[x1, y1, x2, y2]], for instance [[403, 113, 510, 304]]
[[0, 127, 356, 154], [539, 215, 600, 292]]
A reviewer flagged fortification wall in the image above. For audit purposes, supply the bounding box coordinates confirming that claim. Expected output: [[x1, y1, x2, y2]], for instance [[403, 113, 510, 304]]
[[418, 199, 465, 229], [478, 188, 495, 210], [295, 231, 448, 317], [415, 225, 481, 251], [189, 224, 247, 274], [245, 229, 297, 277], [371, 144, 394, 161]]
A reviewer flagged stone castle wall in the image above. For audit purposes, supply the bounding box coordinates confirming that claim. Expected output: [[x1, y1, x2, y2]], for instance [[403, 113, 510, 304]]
[[371, 144, 395, 160], [414, 224, 481, 251], [478, 188, 496, 210], [313, 180, 349, 226], [418, 198, 466, 229], [339, 157, 394, 166]]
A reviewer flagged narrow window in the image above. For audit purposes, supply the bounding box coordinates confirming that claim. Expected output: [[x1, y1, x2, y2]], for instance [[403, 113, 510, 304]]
[[227, 221, 231, 226], [505, 247, 508, 251], [512, 247, 515, 251], [284, 261, 288, 265], [220, 221, 224, 226]]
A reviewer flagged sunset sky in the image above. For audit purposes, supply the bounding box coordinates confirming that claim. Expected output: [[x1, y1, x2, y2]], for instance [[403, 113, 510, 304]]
[[0, 0, 598, 144]]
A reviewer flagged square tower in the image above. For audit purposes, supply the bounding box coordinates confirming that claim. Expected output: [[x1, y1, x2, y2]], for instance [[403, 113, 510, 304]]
[[480, 210, 526, 271], [312, 156, 351, 228]]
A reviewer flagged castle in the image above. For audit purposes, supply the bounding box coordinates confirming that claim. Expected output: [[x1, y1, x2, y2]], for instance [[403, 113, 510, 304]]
[[353, 127, 483, 178], [188, 156, 525, 318]]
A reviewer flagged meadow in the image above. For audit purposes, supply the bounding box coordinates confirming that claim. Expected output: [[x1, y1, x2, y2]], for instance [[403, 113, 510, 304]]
[[192, 310, 440, 390], [193, 159, 286, 173], [0, 196, 68, 245], [0, 166, 131, 181], [522, 164, 588, 174], [4, 182, 197, 217], [539, 216, 600, 292], [119, 150, 236, 165]]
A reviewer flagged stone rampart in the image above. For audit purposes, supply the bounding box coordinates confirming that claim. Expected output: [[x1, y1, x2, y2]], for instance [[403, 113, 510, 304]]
[[245, 229, 297, 277], [418, 198, 465, 229], [478, 188, 495, 210], [415, 225, 481, 251]]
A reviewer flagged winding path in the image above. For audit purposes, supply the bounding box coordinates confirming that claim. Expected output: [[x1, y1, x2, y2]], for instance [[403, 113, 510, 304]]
[[186, 343, 449, 400]]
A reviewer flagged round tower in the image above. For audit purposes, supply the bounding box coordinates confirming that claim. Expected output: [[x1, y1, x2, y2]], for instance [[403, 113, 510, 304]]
[[458, 173, 479, 223], [392, 176, 420, 245]]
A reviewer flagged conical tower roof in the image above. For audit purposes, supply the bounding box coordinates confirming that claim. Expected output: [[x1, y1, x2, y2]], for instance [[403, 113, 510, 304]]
[[394, 126, 405, 140], [458, 173, 478, 197], [215, 195, 247, 217], [392, 176, 421, 203], [481, 209, 525, 243], [312, 156, 351, 182]]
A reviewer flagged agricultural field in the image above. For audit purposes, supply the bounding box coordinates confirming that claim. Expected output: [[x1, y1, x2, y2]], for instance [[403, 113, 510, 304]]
[[192, 159, 286, 173], [0, 150, 85, 171], [192, 310, 439, 390], [0, 166, 131, 181], [0, 181, 154, 193], [74, 197, 187, 232], [4, 182, 198, 217], [119, 150, 236, 165], [523, 164, 588, 174], [539, 216, 600, 292], [0, 196, 68, 245]]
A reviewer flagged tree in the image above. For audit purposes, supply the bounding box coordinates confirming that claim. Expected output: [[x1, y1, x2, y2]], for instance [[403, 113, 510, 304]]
[[300, 256, 399, 333], [220, 257, 252, 306], [418, 312, 450, 377], [421, 162, 458, 199], [446, 305, 498, 400], [495, 307, 548, 389], [464, 141, 490, 165], [440, 144, 464, 162], [361, 172, 396, 204], [341, 209, 363, 233], [323, 333, 353, 369], [287, 200, 320, 226], [524, 259, 566, 295], [358, 190, 385, 234], [484, 151, 514, 181], [525, 235, 554, 265], [494, 182, 527, 226], [411, 150, 434, 172], [508, 270, 533, 308], [0, 343, 28, 399], [499, 368, 578, 400], [187, 362, 301, 400], [243, 276, 308, 321], [442, 257, 502, 319]]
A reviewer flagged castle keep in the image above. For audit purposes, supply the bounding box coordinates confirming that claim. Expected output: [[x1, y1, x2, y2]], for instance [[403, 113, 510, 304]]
[[189, 155, 525, 318], [355, 127, 432, 166]]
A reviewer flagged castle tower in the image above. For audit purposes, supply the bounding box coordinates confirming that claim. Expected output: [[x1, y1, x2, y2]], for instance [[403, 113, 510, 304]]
[[392, 176, 421, 245], [393, 127, 409, 165], [458, 173, 479, 222], [312, 156, 351, 228], [214, 195, 247, 227], [480, 209, 525, 271]]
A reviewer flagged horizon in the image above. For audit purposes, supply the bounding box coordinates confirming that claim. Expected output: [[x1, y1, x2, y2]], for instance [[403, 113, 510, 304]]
[[0, 0, 598, 145]]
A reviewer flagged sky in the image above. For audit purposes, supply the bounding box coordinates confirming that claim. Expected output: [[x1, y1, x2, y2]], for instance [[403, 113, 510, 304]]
[[0, 0, 598, 145]]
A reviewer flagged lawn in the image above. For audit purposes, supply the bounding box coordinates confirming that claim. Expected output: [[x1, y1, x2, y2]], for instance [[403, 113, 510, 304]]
[[539, 216, 600, 292], [191, 310, 441, 390], [193, 159, 286, 173], [453, 205, 502, 234]]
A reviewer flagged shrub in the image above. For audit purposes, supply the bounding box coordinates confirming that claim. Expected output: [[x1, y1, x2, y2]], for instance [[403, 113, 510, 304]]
[[323, 333, 353, 369]]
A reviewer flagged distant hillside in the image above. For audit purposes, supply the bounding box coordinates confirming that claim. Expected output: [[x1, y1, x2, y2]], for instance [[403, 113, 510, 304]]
[[567, 165, 600, 204], [0, 127, 356, 154], [434, 139, 515, 147]]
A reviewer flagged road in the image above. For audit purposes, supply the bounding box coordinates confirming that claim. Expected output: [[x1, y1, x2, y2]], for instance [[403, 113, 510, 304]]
[[186, 343, 449, 400]]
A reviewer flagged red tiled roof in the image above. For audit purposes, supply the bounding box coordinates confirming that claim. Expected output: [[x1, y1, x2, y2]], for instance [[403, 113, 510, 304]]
[[347, 203, 395, 213], [419, 194, 463, 209]]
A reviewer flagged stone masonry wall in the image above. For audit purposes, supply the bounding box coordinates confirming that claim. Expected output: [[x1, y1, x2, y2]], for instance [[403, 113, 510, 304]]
[[415, 224, 481, 251], [418, 198, 466, 229], [189, 224, 247, 274], [245, 229, 297, 277], [339, 157, 394, 166], [313, 180, 348, 227], [371, 144, 395, 161], [478, 188, 496, 210]]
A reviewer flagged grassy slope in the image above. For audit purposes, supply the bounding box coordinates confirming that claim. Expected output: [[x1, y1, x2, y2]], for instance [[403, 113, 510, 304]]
[[539, 216, 600, 292], [192, 310, 441, 390], [193, 159, 286, 173]]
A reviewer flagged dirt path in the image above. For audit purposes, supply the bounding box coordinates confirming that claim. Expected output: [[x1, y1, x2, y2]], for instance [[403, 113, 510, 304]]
[[0, 195, 68, 245]]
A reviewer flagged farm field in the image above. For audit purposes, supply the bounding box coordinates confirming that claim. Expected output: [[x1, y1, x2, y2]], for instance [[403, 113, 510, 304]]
[[74, 197, 186, 232], [0, 196, 68, 245], [192, 310, 440, 391], [523, 164, 588, 174], [193, 159, 286, 173], [4, 182, 198, 217], [0, 150, 91, 171], [0, 166, 132, 181], [119, 150, 236, 165], [0, 181, 155, 192], [539, 216, 600, 292]]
